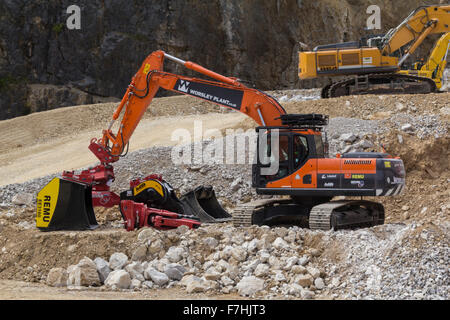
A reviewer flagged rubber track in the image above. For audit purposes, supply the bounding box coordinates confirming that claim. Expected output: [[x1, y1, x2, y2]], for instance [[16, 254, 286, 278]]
[[232, 198, 288, 227], [309, 200, 385, 230], [322, 73, 437, 98], [308, 201, 353, 230], [233, 199, 384, 230]]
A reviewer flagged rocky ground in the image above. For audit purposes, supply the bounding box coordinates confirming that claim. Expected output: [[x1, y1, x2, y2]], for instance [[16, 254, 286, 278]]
[[0, 91, 448, 300]]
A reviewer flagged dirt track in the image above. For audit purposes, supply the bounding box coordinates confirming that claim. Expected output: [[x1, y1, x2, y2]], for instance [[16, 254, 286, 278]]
[[0, 280, 248, 300], [0, 112, 247, 186]]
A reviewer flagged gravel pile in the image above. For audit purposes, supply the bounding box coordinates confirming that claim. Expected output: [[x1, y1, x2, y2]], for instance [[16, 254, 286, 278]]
[[320, 222, 449, 299], [269, 89, 321, 102], [44, 221, 449, 300], [324, 117, 382, 156], [387, 114, 448, 139]]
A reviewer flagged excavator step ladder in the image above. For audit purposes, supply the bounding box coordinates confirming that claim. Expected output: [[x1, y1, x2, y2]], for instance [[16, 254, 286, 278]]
[[355, 75, 369, 90]]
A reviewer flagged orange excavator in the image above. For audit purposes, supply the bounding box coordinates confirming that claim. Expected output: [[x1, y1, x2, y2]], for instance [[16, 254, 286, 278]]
[[36, 50, 406, 232]]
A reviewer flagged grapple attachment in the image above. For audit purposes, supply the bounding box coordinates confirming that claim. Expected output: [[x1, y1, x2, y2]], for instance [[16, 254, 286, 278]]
[[36, 178, 98, 231], [180, 186, 232, 223], [119, 200, 201, 231], [121, 178, 231, 224]]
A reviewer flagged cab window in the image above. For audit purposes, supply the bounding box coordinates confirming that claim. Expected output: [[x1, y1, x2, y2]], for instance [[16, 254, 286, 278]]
[[293, 135, 308, 168], [314, 135, 325, 158]]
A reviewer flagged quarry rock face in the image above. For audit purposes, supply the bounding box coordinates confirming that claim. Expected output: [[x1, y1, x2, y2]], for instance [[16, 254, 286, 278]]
[[0, 0, 437, 119]]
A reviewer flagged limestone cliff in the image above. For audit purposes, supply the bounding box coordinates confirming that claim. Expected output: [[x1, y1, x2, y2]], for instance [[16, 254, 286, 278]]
[[0, 0, 439, 119]]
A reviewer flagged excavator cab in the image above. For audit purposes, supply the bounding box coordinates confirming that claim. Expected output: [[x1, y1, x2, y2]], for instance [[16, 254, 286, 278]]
[[253, 129, 313, 187], [252, 114, 328, 192], [253, 114, 328, 190]]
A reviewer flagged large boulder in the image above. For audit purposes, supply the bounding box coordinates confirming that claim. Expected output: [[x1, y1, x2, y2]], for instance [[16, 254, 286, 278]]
[[164, 263, 186, 281], [12, 193, 33, 206], [273, 237, 289, 250], [93, 257, 111, 283], [125, 261, 145, 282], [181, 275, 208, 294], [165, 246, 185, 263], [46, 268, 68, 287], [236, 276, 264, 296], [67, 257, 101, 287], [231, 246, 247, 262], [104, 270, 131, 289], [144, 267, 169, 286], [131, 245, 148, 262], [109, 252, 128, 270]]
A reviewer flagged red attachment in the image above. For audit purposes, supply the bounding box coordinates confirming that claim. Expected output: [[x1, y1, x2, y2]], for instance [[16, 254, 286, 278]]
[[129, 174, 163, 189], [62, 159, 196, 231], [88, 139, 119, 164], [62, 164, 115, 187], [62, 162, 120, 207], [120, 200, 201, 231], [92, 191, 121, 208], [150, 215, 201, 230]]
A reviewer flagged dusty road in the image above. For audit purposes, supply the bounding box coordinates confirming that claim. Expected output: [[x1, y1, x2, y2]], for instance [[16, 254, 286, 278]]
[[0, 280, 249, 300], [0, 112, 247, 186]]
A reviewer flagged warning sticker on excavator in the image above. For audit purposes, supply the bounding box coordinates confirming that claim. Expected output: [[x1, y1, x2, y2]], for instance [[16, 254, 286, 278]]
[[36, 177, 60, 228], [142, 63, 151, 75], [133, 180, 165, 197], [363, 57, 373, 65]]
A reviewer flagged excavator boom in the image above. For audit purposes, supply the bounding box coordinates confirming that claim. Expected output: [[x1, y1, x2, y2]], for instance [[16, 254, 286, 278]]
[[398, 32, 450, 89], [98, 50, 285, 162], [382, 5, 450, 56]]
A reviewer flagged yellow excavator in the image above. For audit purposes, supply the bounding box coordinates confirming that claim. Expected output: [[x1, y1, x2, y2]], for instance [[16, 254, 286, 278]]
[[298, 4, 450, 98]]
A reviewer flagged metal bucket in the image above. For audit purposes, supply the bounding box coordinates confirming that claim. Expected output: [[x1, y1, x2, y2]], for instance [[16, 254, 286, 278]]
[[180, 185, 232, 223], [36, 178, 98, 231]]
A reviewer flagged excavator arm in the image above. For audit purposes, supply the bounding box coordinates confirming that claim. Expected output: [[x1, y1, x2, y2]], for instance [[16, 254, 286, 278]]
[[94, 50, 286, 164], [381, 5, 450, 65], [49, 51, 288, 231], [421, 32, 450, 76], [397, 32, 450, 90]]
